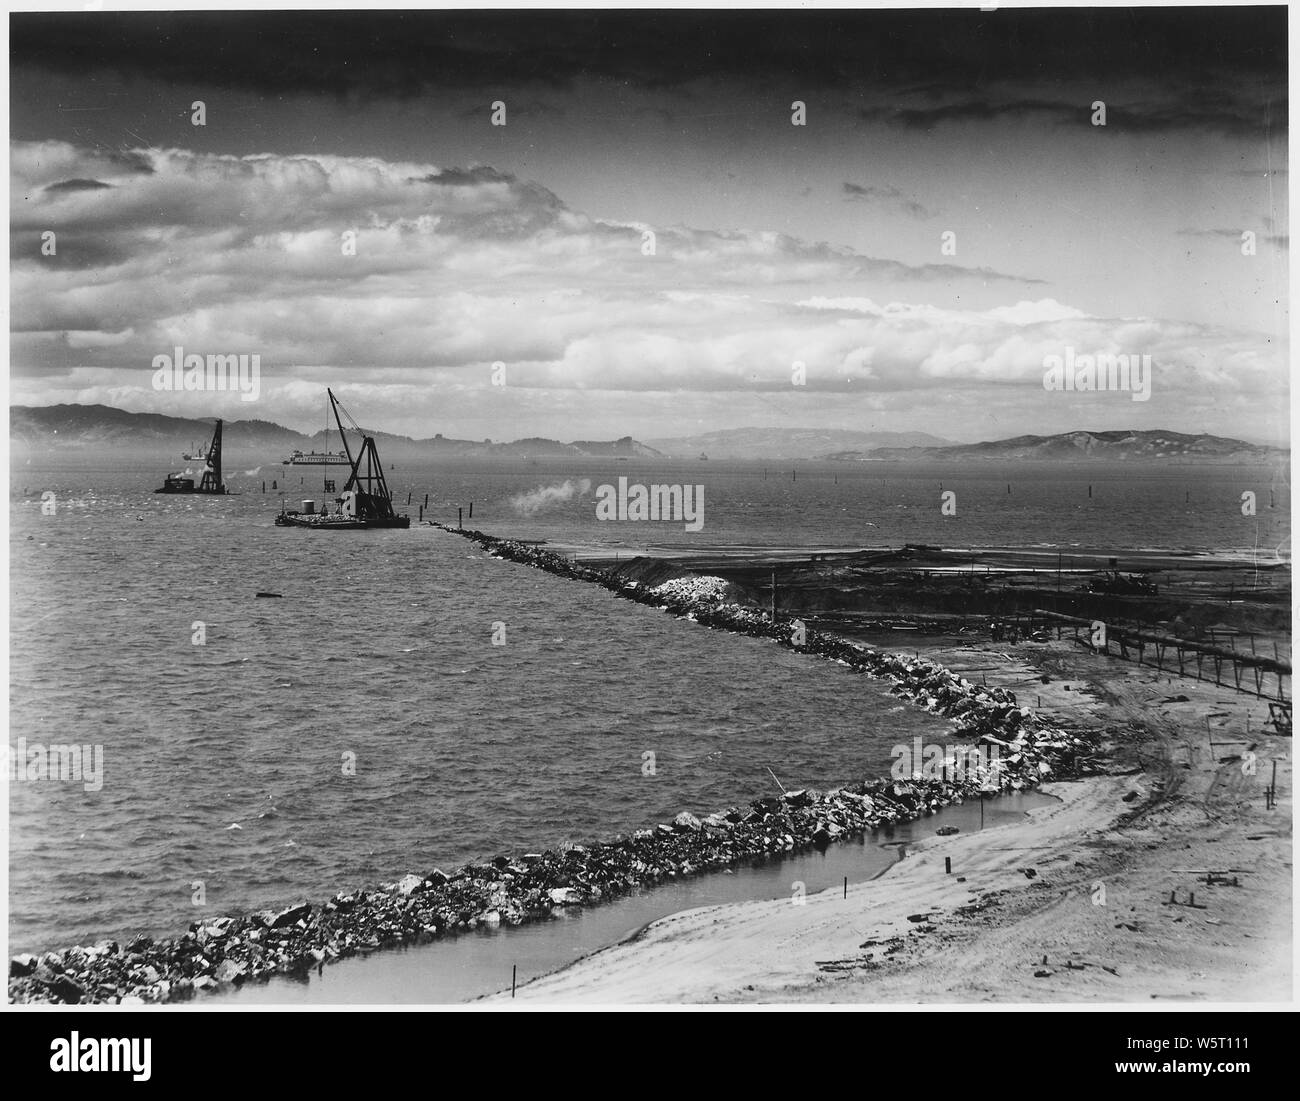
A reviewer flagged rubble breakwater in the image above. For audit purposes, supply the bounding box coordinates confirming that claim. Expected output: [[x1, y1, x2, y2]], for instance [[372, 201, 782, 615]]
[[8, 525, 1098, 1005]]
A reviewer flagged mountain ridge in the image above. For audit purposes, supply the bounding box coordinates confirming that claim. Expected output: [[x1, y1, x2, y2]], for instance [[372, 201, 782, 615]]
[[8, 404, 663, 460], [828, 429, 1286, 463], [8, 407, 1286, 463], [646, 426, 952, 460]]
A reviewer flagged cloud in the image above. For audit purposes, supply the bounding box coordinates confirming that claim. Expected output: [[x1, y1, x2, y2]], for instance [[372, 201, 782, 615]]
[[8, 141, 1281, 429], [9, 141, 1040, 365], [11, 9, 1283, 111], [842, 182, 932, 219], [1178, 227, 1288, 248], [414, 166, 516, 187], [44, 178, 113, 193], [860, 99, 1084, 130], [858, 89, 1285, 138]]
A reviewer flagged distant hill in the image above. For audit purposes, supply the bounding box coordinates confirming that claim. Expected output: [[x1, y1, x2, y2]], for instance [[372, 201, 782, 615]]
[[9, 403, 297, 450], [8, 404, 664, 460], [826, 430, 1287, 463], [646, 426, 951, 460], [568, 436, 662, 458]]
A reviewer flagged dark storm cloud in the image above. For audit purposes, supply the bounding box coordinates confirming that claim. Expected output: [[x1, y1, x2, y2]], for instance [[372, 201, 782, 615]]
[[859, 95, 1286, 137], [859, 99, 1086, 130], [454, 100, 568, 122], [10, 8, 1285, 115]]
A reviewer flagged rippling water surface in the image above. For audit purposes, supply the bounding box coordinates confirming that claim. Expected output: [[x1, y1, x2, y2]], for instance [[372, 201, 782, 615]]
[[8, 458, 1289, 952]]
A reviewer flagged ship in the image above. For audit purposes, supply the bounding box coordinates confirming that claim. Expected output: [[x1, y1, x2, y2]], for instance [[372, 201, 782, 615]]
[[282, 448, 349, 466], [182, 441, 208, 462], [275, 389, 410, 529], [156, 420, 229, 494]]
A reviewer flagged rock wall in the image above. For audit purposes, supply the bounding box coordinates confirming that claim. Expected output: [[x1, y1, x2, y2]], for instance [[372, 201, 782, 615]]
[[7, 525, 1096, 1004]]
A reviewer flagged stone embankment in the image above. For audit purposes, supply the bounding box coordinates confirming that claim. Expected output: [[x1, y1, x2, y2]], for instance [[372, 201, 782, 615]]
[[8, 526, 1096, 1004]]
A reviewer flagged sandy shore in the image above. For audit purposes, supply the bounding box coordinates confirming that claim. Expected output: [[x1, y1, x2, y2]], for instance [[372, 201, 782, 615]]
[[502, 638, 1293, 1003]]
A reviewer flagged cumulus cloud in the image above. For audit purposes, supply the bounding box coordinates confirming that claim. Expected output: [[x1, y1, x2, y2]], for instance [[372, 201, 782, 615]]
[[8, 140, 1284, 425], [9, 140, 1036, 377]]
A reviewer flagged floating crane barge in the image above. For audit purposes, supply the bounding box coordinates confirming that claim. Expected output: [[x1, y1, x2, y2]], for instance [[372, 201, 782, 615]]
[[156, 419, 229, 494], [275, 389, 410, 529]]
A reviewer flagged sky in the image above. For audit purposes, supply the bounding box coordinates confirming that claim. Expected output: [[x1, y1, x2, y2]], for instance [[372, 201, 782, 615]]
[[8, 6, 1290, 444]]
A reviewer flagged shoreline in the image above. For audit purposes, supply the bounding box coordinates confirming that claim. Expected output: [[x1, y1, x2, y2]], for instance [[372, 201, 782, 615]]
[[9, 526, 1096, 1005], [473, 786, 1057, 1004], [217, 791, 1052, 1004], [496, 775, 1117, 1003], [501, 636, 1292, 1003]]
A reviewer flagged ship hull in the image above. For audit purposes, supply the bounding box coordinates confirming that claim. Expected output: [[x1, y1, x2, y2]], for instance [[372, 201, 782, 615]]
[[282, 454, 349, 466], [275, 512, 409, 529]]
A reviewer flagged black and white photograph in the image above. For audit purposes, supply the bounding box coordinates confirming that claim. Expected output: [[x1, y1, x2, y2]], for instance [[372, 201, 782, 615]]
[[4, 0, 1293, 1054]]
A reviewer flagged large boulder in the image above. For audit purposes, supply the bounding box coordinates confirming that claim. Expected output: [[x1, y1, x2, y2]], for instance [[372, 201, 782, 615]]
[[395, 874, 425, 897], [267, 902, 312, 929]]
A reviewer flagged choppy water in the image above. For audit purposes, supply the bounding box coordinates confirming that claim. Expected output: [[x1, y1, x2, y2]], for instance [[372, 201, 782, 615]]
[[403, 457, 1290, 556], [7, 458, 1290, 953]]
